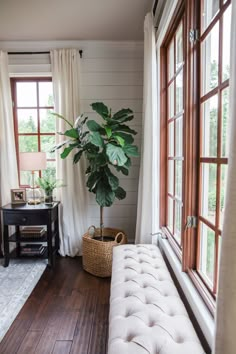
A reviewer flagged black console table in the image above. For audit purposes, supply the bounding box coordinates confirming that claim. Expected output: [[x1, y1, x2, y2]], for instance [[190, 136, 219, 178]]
[[1, 202, 60, 267]]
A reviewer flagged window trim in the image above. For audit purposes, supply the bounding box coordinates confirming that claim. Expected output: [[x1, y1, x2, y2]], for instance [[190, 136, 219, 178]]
[[11, 77, 55, 187]]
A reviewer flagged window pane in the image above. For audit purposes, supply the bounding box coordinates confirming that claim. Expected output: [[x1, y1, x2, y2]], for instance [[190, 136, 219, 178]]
[[199, 222, 215, 284], [175, 160, 182, 200], [168, 160, 174, 195], [201, 95, 218, 157], [39, 82, 54, 107], [168, 82, 175, 118], [40, 109, 56, 133], [222, 88, 229, 157], [201, 22, 219, 95], [19, 136, 38, 152], [222, 5, 231, 81], [16, 82, 37, 107], [168, 122, 174, 156], [176, 70, 183, 114], [17, 109, 38, 133], [40, 136, 56, 159], [175, 117, 183, 157], [220, 165, 228, 228], [167, 197, 174, 234], [175, 22, 183, 71], [174, 201, 182, 244], [202, 0, 219, 32], [201, 163, 217, 224], [168, 40, 175, 80]]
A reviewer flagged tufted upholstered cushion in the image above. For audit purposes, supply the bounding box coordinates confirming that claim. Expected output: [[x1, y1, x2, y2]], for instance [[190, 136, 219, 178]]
[[108, 244, 205, 354]]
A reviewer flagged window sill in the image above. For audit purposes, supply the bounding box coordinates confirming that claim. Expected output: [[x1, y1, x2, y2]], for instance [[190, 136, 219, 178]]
[[157, 234, 214, 349]]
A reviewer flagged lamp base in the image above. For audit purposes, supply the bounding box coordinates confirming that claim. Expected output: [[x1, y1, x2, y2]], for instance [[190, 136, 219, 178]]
[[27, 188, 42, 205]]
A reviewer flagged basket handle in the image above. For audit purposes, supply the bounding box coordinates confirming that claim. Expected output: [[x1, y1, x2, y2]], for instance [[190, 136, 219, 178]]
[[88, 225, 96, 237], [115, 232, 126, 244]]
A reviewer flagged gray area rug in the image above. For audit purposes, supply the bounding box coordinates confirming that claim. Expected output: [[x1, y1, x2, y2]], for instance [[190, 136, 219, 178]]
[[0, 258, 47, 342]]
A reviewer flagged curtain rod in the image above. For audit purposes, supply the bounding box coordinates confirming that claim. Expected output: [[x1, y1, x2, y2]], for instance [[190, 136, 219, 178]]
[[8, 49, 83, 58]]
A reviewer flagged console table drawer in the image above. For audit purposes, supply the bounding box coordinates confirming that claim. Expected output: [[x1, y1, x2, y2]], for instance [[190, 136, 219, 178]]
[[3, 211, 48, 225]]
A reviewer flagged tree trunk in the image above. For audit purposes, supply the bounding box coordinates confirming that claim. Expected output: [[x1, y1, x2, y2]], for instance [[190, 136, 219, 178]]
[[100, 206, 104, 241]]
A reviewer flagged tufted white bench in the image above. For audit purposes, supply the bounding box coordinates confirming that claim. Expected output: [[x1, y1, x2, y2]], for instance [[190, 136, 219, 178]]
[[108, 244, 205, 354]]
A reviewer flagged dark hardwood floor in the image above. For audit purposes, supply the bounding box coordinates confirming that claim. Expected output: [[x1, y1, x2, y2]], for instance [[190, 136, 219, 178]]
[[0, 257, 110, 354]]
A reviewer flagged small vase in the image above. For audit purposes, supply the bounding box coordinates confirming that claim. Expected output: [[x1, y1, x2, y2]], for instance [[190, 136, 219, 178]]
[[44, 191, 54, 206]]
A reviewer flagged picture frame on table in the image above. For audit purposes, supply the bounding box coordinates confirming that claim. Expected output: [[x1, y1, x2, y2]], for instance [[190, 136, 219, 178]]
[[11, 188, 26, 204]]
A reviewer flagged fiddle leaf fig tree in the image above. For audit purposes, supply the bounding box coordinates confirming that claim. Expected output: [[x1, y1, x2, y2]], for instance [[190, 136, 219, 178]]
[[51, 102, 139, 238]]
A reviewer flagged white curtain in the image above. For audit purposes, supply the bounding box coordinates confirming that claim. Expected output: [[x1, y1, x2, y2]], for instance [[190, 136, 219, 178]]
[[50, 49, 88, 257], [0, 51, 19, 206], [214, 2, 236, 353], [0, 51, 19, 254], [135, 13, 159, 244]]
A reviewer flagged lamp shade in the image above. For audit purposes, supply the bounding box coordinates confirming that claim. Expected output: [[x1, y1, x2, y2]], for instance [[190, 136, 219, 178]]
[[20, 152, 47, 171]]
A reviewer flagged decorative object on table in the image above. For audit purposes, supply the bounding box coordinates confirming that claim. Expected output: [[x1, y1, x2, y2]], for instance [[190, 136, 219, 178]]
[[11, 188, 26, 205], [52, 102, 139, 276], [19, 152, 47, 205], [37, 175, 64, 205]]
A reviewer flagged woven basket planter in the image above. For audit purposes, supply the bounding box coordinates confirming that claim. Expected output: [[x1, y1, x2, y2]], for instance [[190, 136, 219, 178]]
[[82, 227, 127, 277]]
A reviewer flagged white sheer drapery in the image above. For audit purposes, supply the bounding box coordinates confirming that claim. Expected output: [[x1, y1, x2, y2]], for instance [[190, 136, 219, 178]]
[[214, 2, 236, 353], [50, 49, 88, 257], [0, 51, 18, 205], [135, 13, 159, 244]]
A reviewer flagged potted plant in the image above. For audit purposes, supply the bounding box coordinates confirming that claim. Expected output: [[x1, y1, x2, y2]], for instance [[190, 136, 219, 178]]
[[37, 175, 64, 205], [52, 102, 139, 276]]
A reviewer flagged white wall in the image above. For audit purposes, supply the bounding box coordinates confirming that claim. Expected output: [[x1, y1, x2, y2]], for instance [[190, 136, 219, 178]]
[[1, 40, 144, 242]]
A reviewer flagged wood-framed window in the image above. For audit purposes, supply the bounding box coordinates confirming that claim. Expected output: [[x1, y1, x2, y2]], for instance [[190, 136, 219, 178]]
[[166, 15, 185, 255], [11, 78, 56, 186], [160, 0, 231, 311], [196, 0, 231, 297]]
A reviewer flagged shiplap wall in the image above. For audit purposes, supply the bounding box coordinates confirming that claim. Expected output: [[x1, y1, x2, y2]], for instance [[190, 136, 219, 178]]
[[80, 43, 143, 242], [4, 41, 144, 242]]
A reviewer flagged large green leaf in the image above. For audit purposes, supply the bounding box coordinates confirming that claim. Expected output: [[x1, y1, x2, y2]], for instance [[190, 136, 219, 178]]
[[86, 171, 101, 192], [104, 125, 112, 138], [113, 135, 125, 147], [95, 181, 115, 207], [106, 143, 127, 166], [113, 108, 133, 123], [104, 168, 119, 191], [64, 128, 79, 139], [91, 102, 109, 120], [113, 124, 137, 135], [87, 120, 102, 132], [115, 186, 126, 200], [89, 132, 104, 147], [73, 150, 83, 164], [114, 132, 134, 144], [123, 144, 139, 157], [115, 165, 129, 176], [60, 146, 74, 159]]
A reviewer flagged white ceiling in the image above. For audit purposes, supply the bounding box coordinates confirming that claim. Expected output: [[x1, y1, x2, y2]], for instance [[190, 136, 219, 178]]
[[0, 0, 153, 41]]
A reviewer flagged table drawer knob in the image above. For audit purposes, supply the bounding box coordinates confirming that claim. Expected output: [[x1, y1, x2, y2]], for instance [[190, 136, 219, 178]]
[[22, 217, 27, 223]]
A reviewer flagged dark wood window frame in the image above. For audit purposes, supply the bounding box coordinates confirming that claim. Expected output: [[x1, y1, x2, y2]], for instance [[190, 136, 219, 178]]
[[11, 77, 55, 187], [160, 0, 231, 314]]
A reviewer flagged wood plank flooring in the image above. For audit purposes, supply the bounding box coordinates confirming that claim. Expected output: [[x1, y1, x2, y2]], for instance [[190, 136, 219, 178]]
[[0, 257, 110, 354]]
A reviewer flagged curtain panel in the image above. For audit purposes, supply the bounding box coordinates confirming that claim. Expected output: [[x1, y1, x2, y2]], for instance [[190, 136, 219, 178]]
[[0, 51, 19, 253], [135, 13, 159, 244], [50, 49, 88, 257], [214, 2, 236, 353]]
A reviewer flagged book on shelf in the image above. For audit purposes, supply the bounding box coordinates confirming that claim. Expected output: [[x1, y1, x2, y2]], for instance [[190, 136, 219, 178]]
[[21, 244, 46, 255], [20, 226, 46, 237]]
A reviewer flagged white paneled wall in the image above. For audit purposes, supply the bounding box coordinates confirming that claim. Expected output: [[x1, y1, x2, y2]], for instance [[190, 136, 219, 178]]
[[3, 41, 144, 242], [80, 43, 143, 242]]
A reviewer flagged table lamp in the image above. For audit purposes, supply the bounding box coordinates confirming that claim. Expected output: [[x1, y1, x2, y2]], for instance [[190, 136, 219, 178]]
[[19, 152, 47, 204]]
